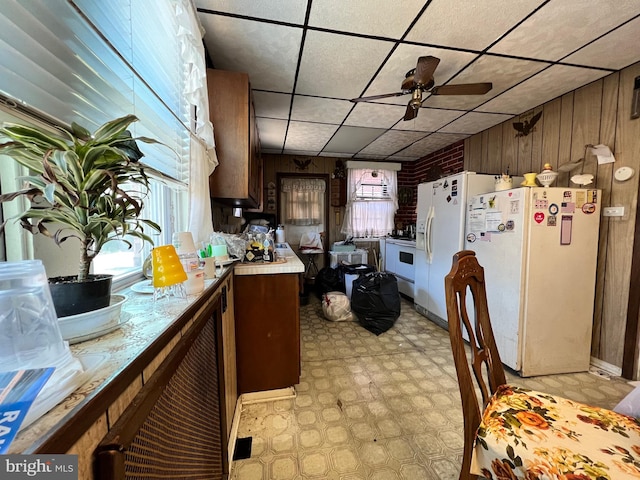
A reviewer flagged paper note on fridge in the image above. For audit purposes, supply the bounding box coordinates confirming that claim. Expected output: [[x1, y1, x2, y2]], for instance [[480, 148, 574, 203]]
[[468, 210, 485, 232], [591, 144, 615, 165], [486, 211, 503, 232]]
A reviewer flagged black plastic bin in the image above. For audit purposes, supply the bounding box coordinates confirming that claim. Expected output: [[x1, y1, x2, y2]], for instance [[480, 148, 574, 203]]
[[351, 272, 401, 335]]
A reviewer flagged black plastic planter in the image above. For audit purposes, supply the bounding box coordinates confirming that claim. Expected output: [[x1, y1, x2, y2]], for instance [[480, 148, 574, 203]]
[[49, 274, 113, 318]]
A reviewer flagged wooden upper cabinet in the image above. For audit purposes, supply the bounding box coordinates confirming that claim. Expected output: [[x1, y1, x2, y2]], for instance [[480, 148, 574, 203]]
[[207, 69, 262, 208]]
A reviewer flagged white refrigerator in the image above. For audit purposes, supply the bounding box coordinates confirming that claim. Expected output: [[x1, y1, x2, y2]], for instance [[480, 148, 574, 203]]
[[465, 187, 601, 376], [414, 172, 495, 328]]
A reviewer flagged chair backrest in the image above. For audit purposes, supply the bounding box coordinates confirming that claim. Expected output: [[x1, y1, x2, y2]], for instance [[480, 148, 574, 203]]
[[444, 250, 507, 480]]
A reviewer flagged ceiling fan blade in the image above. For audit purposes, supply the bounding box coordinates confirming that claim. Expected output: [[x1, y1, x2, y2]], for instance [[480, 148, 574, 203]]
[[430, 82, 493, 96], [401, 75, 415, 91], [403, 103, 418, 121], [414, 56, 440, 85], [350, 92, 406, 102]]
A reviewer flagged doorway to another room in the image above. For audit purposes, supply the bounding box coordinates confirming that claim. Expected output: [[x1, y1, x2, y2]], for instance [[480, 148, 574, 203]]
[[277, 173, 330, 293]]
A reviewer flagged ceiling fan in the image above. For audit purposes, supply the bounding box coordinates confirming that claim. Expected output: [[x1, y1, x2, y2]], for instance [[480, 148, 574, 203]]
[[350, 55, 493, 121]]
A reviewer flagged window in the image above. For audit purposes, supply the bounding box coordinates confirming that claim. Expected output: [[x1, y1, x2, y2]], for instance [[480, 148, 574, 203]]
[[341, 166, 398, 238], [0, 0, 205, 283]]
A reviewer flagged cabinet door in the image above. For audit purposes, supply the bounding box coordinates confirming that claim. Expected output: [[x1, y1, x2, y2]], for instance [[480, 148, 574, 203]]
[[234, 273, 300, 394], [207, 69, 261, 208]]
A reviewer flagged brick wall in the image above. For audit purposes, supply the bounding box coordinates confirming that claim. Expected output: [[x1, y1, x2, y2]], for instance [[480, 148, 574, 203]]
[[394, 140, 464, 228]]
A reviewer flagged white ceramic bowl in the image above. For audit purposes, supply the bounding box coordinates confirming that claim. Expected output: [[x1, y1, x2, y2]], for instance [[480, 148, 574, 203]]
[[58, 295, 127, 342], [537, 171, 559, 187]]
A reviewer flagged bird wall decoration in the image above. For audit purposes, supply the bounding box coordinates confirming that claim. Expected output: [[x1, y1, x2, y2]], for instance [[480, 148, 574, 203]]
[[293, 158, 313, 170], [513, 111, 542, 137]]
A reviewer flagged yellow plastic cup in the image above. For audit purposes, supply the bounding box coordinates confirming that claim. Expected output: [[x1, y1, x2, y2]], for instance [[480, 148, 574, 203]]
[[152, 245, 187, 288]]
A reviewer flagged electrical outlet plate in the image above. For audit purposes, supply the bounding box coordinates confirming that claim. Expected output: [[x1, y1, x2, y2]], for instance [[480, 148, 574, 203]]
[[603, 206, 625, 217]]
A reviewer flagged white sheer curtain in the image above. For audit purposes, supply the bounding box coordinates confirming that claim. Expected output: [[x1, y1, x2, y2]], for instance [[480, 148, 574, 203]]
[[341, 168, 398, 238], [280, 178, 326, 247], [176, 0, 218, 244], [281, 178, 326, 226]]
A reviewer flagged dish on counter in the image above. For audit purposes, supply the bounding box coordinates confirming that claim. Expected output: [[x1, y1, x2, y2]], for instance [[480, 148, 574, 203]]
[[131, 279, 153, 294], [65, 312, 132, 344], [58, 295, 127, 341]]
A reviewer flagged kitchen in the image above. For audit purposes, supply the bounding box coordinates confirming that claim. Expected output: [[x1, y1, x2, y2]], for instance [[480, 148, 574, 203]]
[[2, 1, 640, 479]]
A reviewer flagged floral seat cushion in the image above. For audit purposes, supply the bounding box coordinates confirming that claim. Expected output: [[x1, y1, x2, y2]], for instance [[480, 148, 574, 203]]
[[472, 384, 640, 479]]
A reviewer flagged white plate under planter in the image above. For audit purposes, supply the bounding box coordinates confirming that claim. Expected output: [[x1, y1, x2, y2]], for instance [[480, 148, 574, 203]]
[[58, 295, 128, 344]]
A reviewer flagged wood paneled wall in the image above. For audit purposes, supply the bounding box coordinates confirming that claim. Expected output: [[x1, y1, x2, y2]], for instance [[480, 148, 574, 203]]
[[464, 61, 640, 375]]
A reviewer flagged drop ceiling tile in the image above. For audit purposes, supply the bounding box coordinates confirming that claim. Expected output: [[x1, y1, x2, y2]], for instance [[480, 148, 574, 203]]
[[387, 153, 421, 161], [196, 0, 307, 24], [343, 102, 407, 128], [255, 118, 287, 150], [361, 44, 479, 104], [198, 15, 301, 92], [564, 16, 640, 70], [423, 55, 549, 110], [489, 0, 640, 61], [290, 96, 353, 124], [284, 121, 338, 152], [308, 0, 425, 38], [406, 0, 541, 51], [439, 112, 513, 134], [396, 133, 469, 158], [477, 64, 609, 114], [295, 30, 394, 99], [323, 126, 386, 154], [253, 91, 291, 119], [359, 130, 428, 156], [393, 108, 464, 132]]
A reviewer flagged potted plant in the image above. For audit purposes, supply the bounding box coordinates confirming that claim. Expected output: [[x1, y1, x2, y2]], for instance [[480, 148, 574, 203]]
[[0, 114, 161, 317]]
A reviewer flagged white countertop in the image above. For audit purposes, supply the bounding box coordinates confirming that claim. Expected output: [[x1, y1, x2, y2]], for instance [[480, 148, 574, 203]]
[[233, 242, 305, 275]]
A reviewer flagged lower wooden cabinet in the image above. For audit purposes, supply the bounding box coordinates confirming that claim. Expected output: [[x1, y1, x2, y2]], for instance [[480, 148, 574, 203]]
[[234, 273, 300, 394]]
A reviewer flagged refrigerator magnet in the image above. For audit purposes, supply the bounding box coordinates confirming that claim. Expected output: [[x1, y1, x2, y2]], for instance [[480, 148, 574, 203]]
[[549, 203, 559, 215], [582, 203, 596, 214], [506, 220, 515, 231], [561, 202, 575, 213], [467, 233, 476, 243], [576, 191, 586, 208], [547, 215, 557, 226], [587, 190, 597, 203], [534, 211, 545, 224], [560, 215, 572, 245]]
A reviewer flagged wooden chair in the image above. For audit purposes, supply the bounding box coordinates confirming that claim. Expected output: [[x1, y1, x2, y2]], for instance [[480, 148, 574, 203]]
[[444, 250, 507, 480], [445, 250, 640, 480]]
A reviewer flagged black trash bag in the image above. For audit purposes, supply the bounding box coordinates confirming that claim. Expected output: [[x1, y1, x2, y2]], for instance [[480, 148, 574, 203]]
[[315, 266, 345, 296], [351, 272, 401, 335]]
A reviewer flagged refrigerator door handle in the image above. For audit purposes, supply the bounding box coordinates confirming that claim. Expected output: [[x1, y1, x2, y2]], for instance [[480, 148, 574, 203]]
[[426, 206, 434, 263]]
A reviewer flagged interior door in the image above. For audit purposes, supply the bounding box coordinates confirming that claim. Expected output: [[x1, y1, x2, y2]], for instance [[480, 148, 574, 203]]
[[277, 174, 330, 270]]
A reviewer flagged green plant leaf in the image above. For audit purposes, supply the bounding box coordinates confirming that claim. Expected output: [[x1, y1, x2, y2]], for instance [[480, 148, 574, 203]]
[[92, 115, 138, 143]]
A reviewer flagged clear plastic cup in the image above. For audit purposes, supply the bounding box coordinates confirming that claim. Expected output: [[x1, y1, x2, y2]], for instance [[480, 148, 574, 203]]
[[0, 260, 69, 372]]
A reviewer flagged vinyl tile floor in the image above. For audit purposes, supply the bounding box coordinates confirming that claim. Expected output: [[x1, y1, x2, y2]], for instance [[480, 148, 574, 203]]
[[230, 295, 635, 480]]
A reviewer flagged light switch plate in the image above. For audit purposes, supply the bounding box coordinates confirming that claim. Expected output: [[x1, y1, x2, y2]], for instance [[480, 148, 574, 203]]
[[603, 206, 625, 217]]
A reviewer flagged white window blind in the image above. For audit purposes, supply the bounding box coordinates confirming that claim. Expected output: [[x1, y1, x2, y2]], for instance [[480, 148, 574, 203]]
[[354, 170, 391, 200], [0, 0, 190, 183]]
